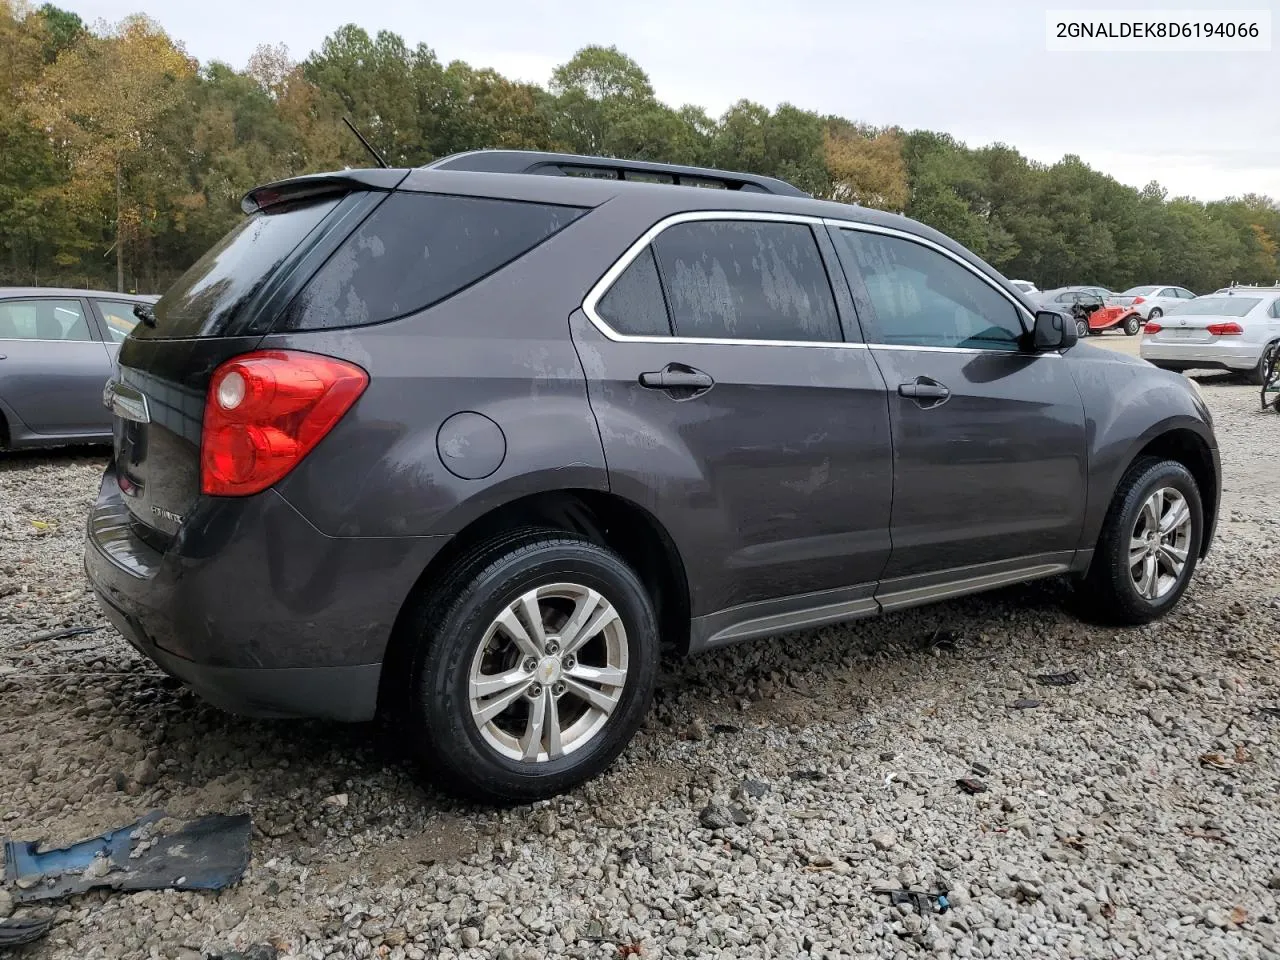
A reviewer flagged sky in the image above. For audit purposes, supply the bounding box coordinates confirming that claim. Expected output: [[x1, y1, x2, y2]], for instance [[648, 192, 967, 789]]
[[64, 0, 1280, 202]]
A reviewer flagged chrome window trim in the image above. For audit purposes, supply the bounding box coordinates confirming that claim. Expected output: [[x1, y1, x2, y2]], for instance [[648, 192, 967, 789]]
[[581, 209, 1055, 357]]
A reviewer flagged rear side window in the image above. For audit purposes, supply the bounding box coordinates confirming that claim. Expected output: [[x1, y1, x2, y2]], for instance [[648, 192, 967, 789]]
[[651, 221, 841, 342], [0, 299, 92, 341], [595, 247, 671, 337], [283, 193, 585, 330], [94, 300, 140, 343], [153, 197, 341, 338]]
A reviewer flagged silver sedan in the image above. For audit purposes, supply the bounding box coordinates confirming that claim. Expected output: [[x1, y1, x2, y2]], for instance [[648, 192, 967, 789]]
[[1113, 285, 1196, 322], [0, 287, 155, 450]]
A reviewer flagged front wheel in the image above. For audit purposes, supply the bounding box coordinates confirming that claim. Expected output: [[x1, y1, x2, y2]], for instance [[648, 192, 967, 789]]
[[1075, 319, 1089, 338], [405, 531, 658, 803], [1124, 314, 1142, 336], [1079, 458, 1202, 625]]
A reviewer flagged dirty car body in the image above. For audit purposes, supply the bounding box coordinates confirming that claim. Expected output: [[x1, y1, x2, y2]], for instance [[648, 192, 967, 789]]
[[85, 151, 1220, 802]]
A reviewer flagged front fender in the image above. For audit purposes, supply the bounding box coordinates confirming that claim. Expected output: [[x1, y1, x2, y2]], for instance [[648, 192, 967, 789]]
[[1070, 349, 1219, 554]]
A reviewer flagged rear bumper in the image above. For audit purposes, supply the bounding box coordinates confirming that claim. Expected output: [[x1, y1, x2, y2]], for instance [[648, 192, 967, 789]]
[[85, 466, 450, 721], [1140, 339, 1261, 371]]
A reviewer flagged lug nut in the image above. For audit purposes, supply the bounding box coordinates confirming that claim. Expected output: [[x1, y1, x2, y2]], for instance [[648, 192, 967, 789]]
[[545, 641, 560, 655], [553, 682, 566, 697], [563, 656, 576, 670], [528, 684, 542, 698], [523, 657, 538, 672]]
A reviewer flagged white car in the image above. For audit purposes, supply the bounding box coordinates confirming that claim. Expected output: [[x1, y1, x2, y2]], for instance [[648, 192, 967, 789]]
[[1010, 279, 1038, 295], [1114, 285, 1197, 322], [1141, 291, 1280, 383]]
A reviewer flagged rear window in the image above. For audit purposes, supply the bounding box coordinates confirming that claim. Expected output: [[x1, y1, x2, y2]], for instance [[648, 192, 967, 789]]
[[1168, 296, 1259, 317], [281, 193, 585, 330], [151, 196, 341, 338]]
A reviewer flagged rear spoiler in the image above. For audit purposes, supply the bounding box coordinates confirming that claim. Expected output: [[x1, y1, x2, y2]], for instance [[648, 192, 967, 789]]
[[240, 169, 410, 214]]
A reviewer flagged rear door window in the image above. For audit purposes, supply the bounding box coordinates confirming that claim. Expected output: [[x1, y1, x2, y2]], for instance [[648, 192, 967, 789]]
[[93, 300, 141, 343], [283, 193, 585, 330], [0, 299, 93, 341], [650, 220, 842, 342], [150, 196, 342, 338]]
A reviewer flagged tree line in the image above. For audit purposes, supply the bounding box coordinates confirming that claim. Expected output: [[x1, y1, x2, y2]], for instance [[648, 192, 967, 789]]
[[2, 1, 1278, 295]]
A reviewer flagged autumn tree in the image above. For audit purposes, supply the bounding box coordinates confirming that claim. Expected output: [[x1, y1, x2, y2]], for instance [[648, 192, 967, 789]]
[[823, 124, 909, 211], [30, 13, 194, 290]]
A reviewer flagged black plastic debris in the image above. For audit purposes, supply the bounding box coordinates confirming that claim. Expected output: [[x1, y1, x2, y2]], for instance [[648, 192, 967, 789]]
[[921, 628, 957, 652], [712, 723, 742, 735], [956, 777, 988, 795], [1036, 670, 1081, 686], [3, 811, 251, 903], [1011, 699, 1043, 710], [970, 762, 991, 778], [0, 915, 55, 948], [1258, 706, 1280, 719], [872, 879, 952, 915], [791, 770, 825, 782]]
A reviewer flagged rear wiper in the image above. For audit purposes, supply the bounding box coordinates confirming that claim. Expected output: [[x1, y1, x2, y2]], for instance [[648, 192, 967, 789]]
[[133, 303, 156, 327]]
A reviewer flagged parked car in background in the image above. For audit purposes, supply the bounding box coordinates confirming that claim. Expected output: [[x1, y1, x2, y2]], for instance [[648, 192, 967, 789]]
[[1010, 279, 1039, 295], [0, 288, 155, 450], [84, 150, 1219, 803], [1034, 286, 1114, 311], [1141, 290, 1280, 383], [1113, 285, 1196, 322]]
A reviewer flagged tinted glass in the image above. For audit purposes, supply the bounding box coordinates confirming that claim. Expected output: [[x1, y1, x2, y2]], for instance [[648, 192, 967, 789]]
[[1177, 288, 1196, 299], [152, 196, 340, 338], [596, 247, 671, 336], [0, 299, 92, 342], [94, 300, 140, 343], [1271, 299, 1280, 318], [651, 221, 841, 342], [837, 230, 1023, 351], [1168, 296, 1259, 317], [285, 193, 584, 330], [1122, 285, 1159, 296]]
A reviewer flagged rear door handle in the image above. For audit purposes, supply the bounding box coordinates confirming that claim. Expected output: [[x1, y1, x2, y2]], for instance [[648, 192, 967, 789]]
[[639, 364, 714, 393], [898, 378, 950, 407]]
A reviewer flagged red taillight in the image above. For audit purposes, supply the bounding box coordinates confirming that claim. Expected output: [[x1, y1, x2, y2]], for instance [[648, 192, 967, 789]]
[[1206, 322, 1244, 336], [1132, 296, 1145, 305], [1144, 322, 1162, 334], [201, 350, 368, 496]]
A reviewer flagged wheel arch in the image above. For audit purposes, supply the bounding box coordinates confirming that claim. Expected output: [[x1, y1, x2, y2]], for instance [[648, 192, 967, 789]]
[[1123, 427, 1218, 558], [377, 487, 691, 713]]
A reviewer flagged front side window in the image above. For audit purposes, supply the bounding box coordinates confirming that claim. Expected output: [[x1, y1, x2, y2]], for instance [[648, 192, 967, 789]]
[[0, 299, 92, 342], [650, 220, 842, 342], [94, 300, 140, 343], [835, 230, 1024, 351], [1269, 298, 1280, 318]]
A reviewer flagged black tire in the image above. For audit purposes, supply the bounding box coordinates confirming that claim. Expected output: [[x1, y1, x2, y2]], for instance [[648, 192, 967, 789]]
[[1148, 307, 1162, 322], [1247, 341, 1277, 387], [405, 530, 658, 803], [1080, 457, 1202, 625], [1123, 314, 1142, 336], [1075, 319, 1089, 339]]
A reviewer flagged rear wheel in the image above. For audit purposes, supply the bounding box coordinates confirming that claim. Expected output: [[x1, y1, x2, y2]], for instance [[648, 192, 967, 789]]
[[1075, 319, 1089, 338], [1148, 308, 1163, 322], [404, 530, 659, 803], [1248, 341, 1278, 387], [1123, 314, 1142, 336], [1079, 458, 1202, 625]]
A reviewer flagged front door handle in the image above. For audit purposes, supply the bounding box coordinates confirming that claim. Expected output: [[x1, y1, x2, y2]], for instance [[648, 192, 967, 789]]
[[898, 377, 951, 407], [639, 364, 714, 394]]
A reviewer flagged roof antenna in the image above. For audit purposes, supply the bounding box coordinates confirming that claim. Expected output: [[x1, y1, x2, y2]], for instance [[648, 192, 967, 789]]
[[343, 117, 389, 169]]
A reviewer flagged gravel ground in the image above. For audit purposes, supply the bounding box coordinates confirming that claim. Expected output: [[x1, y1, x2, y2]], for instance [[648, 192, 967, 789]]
[[2, 375, 1279, 960]]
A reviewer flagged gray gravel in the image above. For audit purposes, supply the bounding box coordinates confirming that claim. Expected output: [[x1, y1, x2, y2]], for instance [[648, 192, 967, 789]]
[[2, 378, 1279, 960]]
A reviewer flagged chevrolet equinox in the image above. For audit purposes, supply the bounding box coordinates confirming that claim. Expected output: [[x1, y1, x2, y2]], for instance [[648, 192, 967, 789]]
[[86, 150, 1220, 802]]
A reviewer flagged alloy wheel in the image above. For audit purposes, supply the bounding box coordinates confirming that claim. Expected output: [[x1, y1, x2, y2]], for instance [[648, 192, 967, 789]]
[[1129, 487, 1192, 601], [467, 583, 628, 762]]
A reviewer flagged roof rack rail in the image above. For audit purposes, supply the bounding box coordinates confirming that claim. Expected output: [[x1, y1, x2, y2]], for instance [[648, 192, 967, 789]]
[[423, 149, 810, 198]]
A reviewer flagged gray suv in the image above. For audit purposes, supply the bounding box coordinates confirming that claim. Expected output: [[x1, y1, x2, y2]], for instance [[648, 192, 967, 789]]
[[85, 151, 1220, 802]]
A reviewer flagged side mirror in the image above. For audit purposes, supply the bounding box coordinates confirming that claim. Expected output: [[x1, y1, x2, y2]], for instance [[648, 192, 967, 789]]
[[1032, 310, 1076, 351]]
